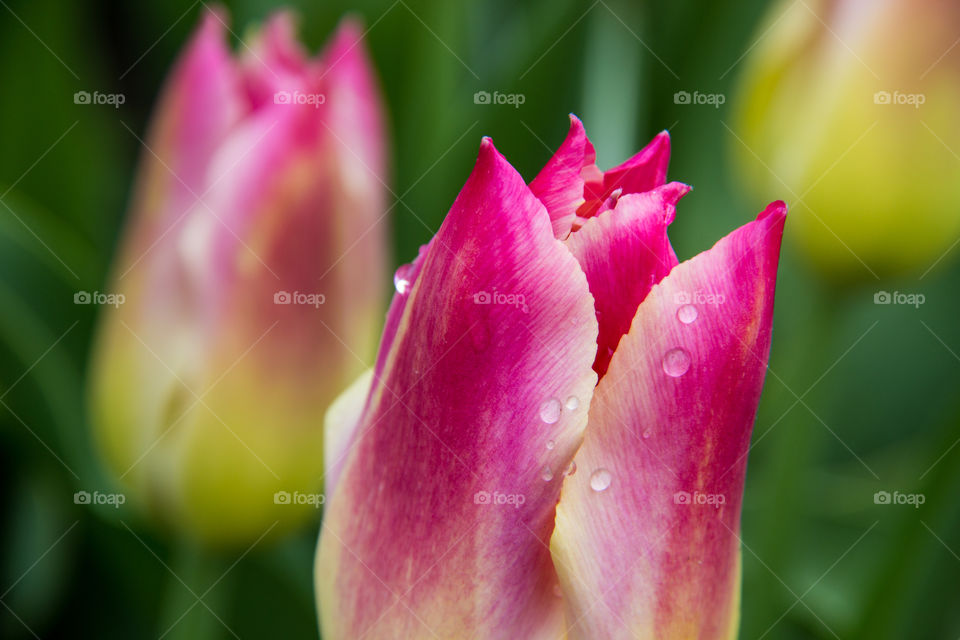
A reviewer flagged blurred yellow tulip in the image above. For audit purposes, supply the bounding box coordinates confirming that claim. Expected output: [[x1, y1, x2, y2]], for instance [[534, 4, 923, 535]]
[[732, 0, 960, 278]]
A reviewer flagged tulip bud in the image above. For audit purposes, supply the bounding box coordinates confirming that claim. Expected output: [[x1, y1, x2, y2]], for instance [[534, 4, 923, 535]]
[[732, 0, 960, 278], [88, 9, 388, 545]]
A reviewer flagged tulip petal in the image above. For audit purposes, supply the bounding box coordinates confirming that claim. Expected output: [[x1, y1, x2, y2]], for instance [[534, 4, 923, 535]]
[[529, 114, 597, 239], [578, 131, 672, 220], [324, 369, 374, 497], [137, 8, 243, 223], [240, 11, 311, 109], [316, 139, 599, 639], [131, 17, 386, 542], [551, 202, 786, 640], [565, 182, 689, 377], [602, 130, 671, 195]]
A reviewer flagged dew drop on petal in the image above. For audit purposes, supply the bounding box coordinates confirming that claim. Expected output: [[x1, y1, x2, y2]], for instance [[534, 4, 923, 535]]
[[662, 347, 691, 377], [590, 468, 612, 492], [564, 395, 579, 411], [546, 439, 555, 450], [563, 460, 577, 477], [539, 398, 562, 424], [677, 304, 698, 324], [642, 429, 651, 439], [553, 583, 563, 598], [393, 263, 413, 295], [541, 466, 554, 481]]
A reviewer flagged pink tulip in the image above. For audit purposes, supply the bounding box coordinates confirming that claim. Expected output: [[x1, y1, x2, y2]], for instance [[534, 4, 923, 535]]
[[89, 9, 388, 545], [315, 115, 786, 638]]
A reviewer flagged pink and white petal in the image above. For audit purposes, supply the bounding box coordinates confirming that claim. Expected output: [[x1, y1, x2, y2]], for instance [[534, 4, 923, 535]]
[[578, 132, 671, 219], [133, 8, 243, 227], [565, 182, 689, 377], [317, 18, 386, 177], [239, 11, 311, 109], [316, 140, 599, 639], [529, 114, 598, 239], [551, 202, 787, 640], [324, 369, 374, 497], [175, 80, 382, 401]]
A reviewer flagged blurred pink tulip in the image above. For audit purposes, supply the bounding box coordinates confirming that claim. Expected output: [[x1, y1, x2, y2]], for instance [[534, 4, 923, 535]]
[[316, 116, 786, 638], [89, 9, 389, 545]]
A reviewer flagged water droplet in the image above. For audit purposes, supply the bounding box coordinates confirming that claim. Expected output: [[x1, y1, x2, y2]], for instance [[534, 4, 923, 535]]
[[546, 439, 555, 450], [677, 304, 698, 324], [642, 429, 651, 439], [564, 395, 579, 411], [541, 466, 554, 481], [563, 460, 577, 477], [553, 583, 563, 598], [590, 468, 612, 492], [662, 347, 691, 377], [539, 398, 562, 424], [393, 263, 413, 294]]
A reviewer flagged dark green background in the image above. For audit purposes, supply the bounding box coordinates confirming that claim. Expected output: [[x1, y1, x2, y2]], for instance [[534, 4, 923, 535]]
[[1, 0, 958, 638]]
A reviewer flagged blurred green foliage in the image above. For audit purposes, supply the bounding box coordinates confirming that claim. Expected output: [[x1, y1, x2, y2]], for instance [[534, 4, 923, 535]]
[[1, 0, 959, 638]]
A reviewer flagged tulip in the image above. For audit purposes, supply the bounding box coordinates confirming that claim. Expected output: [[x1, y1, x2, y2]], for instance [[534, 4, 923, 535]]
[[88, 9, 388, 545], [732, 0, 960, 278], [315, 115, 785, 638]]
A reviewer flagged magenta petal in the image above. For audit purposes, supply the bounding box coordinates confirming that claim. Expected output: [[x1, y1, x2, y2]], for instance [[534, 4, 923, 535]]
[[566, 182, 689, 377], [551, 202, 786, 639], [578, 131, 672, 220], [602, 130, 671, 195], [316, 140, 599, 639], [239, 11, 311, 108], [141, 8, 243, 219], [529, 114, 598, 239]]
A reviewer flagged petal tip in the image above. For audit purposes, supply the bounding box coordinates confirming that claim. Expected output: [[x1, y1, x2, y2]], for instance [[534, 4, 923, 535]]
[[319, 13, 374, 73], [194, 5, 229, 46], [649, 130, 672, 154], [327, 14, 367, 54], [475, 136, 507, 174], [662, 181, 692, 202], [759, 200, 788, 222], [567, 113, 586, 136]]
